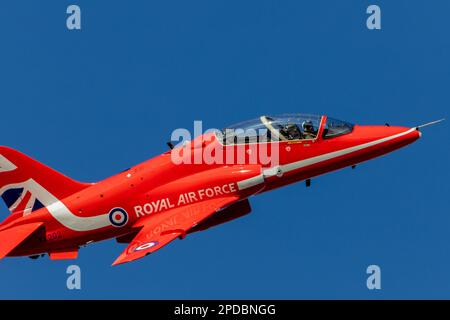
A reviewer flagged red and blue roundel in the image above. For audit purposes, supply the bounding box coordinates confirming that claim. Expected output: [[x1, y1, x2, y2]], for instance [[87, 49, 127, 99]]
[[133, 241, 159, 252], [108, 208, 128, 227]]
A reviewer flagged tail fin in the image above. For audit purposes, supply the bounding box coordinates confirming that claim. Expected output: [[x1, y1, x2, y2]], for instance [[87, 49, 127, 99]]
[[0, 146, 90, 216]]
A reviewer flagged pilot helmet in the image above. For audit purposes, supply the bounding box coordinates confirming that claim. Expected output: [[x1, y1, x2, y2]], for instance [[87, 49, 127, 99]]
[[284, 123, 299, 135], [302, 120, 314, 132], [285, 123, 298, 131]]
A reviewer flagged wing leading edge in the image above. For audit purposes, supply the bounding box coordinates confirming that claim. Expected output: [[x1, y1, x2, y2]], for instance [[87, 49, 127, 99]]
[[112, 196, 240, 266]]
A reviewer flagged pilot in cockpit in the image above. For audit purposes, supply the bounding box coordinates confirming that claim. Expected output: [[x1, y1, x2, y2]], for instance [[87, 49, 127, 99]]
[[281, 123, 302, 140], [302, 121, 316, 139]]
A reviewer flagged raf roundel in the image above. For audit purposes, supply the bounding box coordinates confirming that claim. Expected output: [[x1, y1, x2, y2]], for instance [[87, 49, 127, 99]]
[[108, 208, 128, 227], [134, 241, 159, 252]]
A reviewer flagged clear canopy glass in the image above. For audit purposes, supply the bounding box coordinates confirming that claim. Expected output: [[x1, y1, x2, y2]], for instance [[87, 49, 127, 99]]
[[219, 114, 323, 144], [219, 114, 354, 144], [322, 117, 354, 139]]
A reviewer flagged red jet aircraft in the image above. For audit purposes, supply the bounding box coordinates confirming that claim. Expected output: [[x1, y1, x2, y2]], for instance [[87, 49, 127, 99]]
[[0, 114, 443, 265]]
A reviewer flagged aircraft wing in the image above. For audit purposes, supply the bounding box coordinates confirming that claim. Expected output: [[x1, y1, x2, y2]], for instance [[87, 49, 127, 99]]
[[112, 196, 240, 266], [0, 222, 43, 259]]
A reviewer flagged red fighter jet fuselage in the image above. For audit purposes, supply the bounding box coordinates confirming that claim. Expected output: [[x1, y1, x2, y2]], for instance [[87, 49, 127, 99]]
[[0, 114, 442, 265]]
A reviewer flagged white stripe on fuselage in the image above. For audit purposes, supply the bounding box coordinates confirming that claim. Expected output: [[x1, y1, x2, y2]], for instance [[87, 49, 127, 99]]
[[0, 179, 110, 232], [237, 128, 416, 190], [280, 128, 416, 173]]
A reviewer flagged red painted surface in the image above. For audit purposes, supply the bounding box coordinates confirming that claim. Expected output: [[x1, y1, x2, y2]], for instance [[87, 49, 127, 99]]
[[0, 114, 421, 265]]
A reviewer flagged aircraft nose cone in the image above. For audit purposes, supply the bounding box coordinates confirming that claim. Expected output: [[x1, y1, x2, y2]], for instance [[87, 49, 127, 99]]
[[381, 125, 421, 144], [353, 125, 421, 152], [391, 126, 421, 142], [417, 129, 423, 138]]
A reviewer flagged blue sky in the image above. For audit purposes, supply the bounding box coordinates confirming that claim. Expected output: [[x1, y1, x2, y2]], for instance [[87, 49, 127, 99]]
[[0, 0, 449, 299]]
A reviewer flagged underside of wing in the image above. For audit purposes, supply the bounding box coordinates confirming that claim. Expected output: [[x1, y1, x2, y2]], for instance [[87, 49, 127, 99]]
[[0, 222, 43, 259], [112, 196, 240, 266]]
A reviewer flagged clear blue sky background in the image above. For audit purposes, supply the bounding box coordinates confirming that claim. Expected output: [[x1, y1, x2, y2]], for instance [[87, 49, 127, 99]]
[[0, 0, 448, 299]]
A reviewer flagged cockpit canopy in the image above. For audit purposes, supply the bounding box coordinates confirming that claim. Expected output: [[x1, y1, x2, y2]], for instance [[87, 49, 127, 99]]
[[322, 117, 354, 139], [219, 114, 353, 144]]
